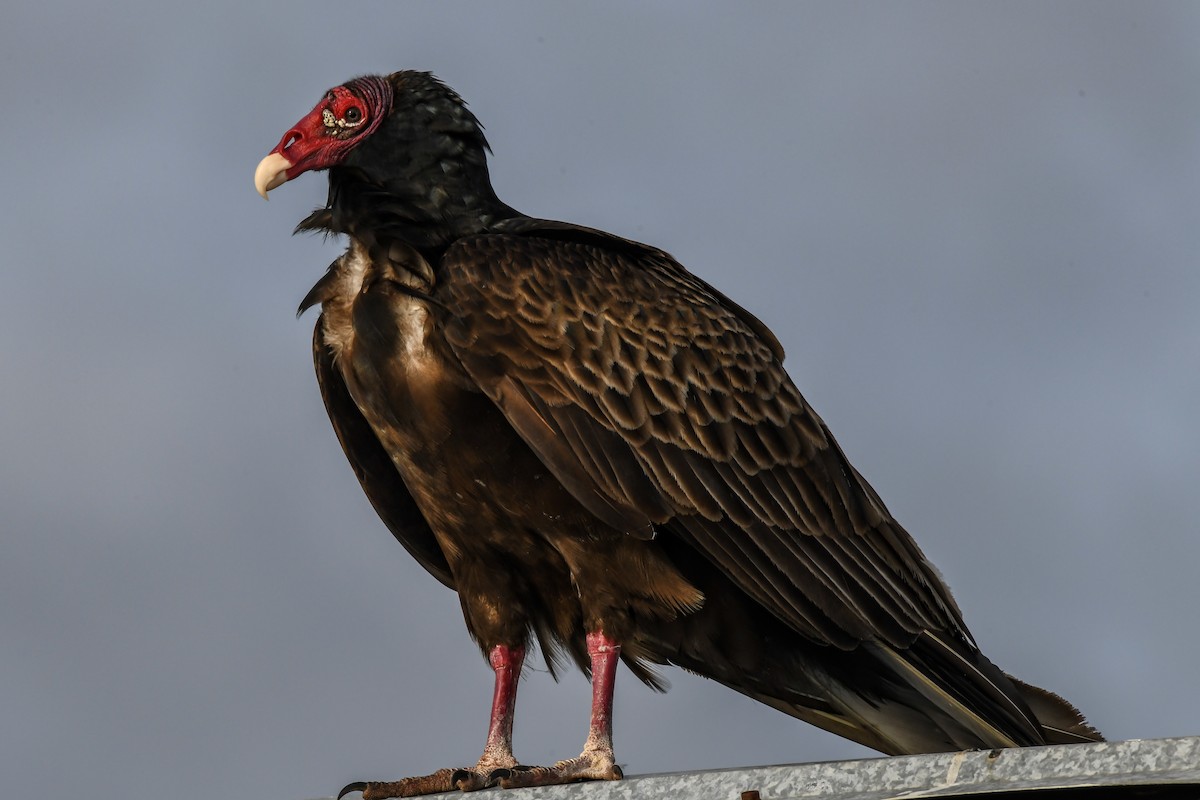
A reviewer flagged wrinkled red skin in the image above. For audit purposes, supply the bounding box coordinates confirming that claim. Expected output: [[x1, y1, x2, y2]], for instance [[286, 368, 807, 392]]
[[267, 80, 391, 181]]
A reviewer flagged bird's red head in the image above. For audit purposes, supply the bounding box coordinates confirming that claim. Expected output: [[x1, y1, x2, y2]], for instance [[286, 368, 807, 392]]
[[254, 76, 393, 199]]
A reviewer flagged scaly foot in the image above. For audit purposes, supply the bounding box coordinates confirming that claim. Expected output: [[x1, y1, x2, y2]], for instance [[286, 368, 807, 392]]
[[499, 748, 623, 789], [338, 763, 514, 799]]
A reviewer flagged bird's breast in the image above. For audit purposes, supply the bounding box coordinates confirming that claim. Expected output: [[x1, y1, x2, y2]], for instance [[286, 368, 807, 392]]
[[319, 242, 441, 380], [316, 244, 372, 364]]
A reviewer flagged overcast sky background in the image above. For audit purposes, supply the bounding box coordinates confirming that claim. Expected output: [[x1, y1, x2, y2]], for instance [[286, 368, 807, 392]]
[[2, 3, 1198, 799]]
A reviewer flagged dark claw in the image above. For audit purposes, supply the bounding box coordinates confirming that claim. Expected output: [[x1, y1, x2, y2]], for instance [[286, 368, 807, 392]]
[[337, 769, 458, 799]]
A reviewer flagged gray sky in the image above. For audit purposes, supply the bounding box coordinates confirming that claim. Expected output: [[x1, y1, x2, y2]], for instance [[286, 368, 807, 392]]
[[3, 4, 1198, 799]]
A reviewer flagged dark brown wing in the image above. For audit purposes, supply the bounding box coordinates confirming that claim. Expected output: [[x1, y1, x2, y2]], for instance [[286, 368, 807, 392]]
[[313, 322, 455, 589], [437, 221, 964, 650]]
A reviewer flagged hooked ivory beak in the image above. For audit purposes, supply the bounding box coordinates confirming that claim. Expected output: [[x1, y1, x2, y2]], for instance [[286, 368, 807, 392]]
[[254, 152, 294, 200]]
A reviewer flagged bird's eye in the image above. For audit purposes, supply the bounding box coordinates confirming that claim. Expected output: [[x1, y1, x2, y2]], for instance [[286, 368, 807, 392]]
[[344, 107, 363, 124]]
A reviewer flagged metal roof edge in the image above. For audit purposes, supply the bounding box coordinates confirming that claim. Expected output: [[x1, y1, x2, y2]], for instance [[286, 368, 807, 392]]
[[311, 735, 1200, 799]]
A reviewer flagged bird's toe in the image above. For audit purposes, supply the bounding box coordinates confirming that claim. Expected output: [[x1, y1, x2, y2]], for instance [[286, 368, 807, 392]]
[[337, 768, 459, 799], [499, 752, 622, 788], [451, 767, 505, 792]]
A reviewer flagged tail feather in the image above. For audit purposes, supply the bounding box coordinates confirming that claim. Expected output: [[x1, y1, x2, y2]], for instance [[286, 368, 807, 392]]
[[738, 632, 1104, 755], [872, 641, 1026, 750], [1005, 673, 1105, 745], [639, 533, 1102, 754]]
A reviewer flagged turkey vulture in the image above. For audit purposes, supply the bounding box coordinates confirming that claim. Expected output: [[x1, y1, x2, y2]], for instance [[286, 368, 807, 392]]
[[254, 71, 1101, 798]]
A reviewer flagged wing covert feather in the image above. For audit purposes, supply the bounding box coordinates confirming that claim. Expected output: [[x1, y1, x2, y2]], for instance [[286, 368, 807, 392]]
[[438, 224, 963, 648]]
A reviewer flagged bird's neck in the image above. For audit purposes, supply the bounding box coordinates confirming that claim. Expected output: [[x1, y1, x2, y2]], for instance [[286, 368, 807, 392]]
[[326, 149, 520, 257]]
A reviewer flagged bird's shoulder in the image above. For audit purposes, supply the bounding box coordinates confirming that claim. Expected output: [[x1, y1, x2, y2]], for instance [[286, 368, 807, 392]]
[[437, 216, 785, 363], [434, 215, 826, 471]]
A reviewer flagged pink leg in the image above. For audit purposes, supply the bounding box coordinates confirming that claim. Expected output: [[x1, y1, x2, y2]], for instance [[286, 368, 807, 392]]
[[340, 643, 526, 799], [582, 630, 620, 758], [501, 630, 624, 788], [476, 643, 525, 772]]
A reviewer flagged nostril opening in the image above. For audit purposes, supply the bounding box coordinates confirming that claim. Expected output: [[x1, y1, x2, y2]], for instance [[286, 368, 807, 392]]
[[283, 130, 302, 150]]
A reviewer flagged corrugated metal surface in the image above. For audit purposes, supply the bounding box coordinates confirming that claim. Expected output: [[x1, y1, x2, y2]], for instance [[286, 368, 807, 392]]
[[315, 736, 1200, 799]]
